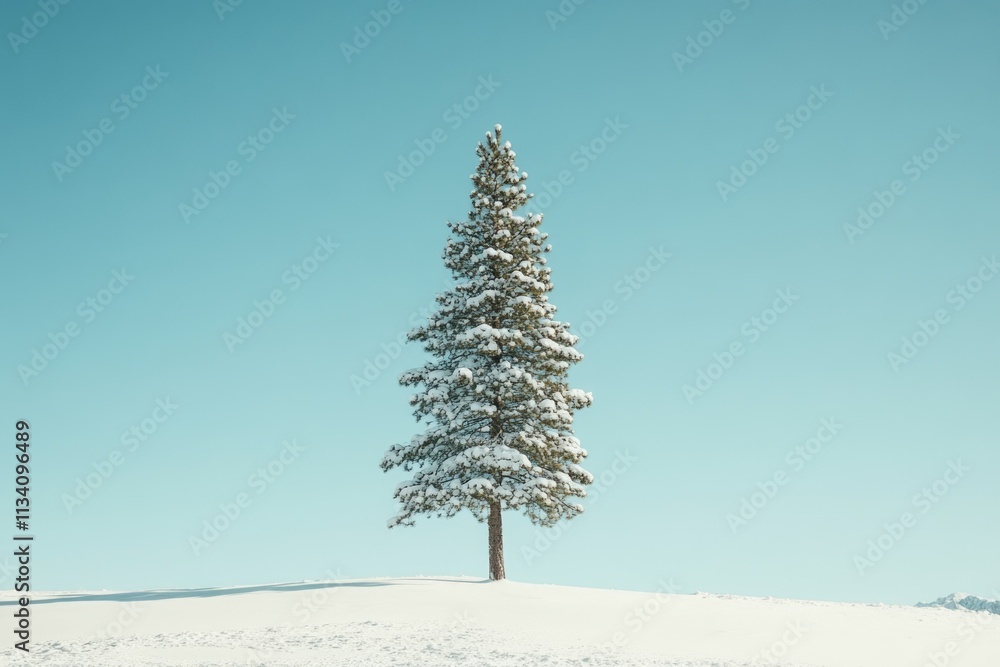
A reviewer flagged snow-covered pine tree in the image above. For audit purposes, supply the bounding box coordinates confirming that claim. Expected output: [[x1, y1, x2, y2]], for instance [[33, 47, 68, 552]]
[[380, 124, 593, 581]]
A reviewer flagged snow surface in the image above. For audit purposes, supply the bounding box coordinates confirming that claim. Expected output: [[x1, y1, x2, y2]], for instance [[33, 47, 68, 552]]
[[2, 577, 999, 666]]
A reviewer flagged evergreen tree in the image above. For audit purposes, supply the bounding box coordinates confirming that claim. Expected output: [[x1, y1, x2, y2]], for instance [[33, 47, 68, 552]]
[[381, 125, 593, 581]]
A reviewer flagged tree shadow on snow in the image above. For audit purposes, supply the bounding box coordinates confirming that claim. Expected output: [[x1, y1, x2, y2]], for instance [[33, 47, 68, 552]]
[[0, 577, 487, 606]]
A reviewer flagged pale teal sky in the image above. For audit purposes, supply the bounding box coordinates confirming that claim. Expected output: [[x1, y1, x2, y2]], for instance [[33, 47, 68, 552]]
[[1, 0, 998, 606]]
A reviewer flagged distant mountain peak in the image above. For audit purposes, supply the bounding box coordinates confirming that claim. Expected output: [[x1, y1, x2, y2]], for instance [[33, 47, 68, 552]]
[[917, 593, 1000, 615]]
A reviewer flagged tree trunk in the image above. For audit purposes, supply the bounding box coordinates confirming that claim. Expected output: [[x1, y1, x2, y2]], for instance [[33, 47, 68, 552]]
[[488, 500, 505, 580]]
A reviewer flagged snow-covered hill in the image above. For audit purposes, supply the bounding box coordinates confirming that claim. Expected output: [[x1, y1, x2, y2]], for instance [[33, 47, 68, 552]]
[[2, 577, 999, 666], [917, 592, 1000, 616]]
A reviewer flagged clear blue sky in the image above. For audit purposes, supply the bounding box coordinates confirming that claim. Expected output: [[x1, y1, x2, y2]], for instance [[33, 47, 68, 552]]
[[1, 0, 998, 606]]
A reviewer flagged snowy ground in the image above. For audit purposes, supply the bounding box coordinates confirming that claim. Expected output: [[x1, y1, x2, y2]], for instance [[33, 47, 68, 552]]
[[1, 577, 998, 666]]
